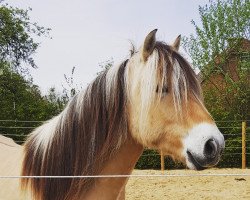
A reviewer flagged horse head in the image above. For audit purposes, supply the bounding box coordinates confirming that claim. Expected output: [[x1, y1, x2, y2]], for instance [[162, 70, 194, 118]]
[[126, 29, 225, 170]]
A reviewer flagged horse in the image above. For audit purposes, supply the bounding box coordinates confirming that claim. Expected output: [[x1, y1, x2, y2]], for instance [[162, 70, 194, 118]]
[[0, 29, 225, 200]]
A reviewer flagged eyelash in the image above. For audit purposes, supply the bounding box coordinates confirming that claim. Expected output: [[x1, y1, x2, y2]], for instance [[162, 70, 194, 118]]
[[156, 85, 169, 94]]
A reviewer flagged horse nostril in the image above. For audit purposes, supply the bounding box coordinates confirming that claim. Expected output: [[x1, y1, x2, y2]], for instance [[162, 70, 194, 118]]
[[204, 139, 217, 158]]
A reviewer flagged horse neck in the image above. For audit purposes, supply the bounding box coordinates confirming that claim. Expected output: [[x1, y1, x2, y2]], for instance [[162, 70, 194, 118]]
[[85, 136, 143, 200]]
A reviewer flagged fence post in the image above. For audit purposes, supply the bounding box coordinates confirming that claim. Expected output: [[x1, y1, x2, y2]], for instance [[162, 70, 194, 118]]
[[242, 121, 246, 169], [160, 150, 165, 173]]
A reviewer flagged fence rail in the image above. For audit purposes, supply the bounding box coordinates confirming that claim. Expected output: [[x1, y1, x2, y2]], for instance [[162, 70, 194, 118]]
[[0, 119, 249, 170]]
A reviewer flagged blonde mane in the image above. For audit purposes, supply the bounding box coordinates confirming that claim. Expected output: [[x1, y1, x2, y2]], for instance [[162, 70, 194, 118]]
[[126, 42, 202, 134]]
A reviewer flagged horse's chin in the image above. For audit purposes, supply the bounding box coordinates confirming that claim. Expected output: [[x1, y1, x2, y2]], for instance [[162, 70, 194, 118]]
[[185, 151, 206, 171], [165, 152, 207, 171], [184, 150, 221, 171]]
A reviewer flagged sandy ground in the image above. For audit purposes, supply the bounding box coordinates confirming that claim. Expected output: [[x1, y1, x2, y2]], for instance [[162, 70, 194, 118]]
[[126, 168, 250, 200]]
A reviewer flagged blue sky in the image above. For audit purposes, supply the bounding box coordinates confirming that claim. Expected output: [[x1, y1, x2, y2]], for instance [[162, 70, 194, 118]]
[[7, 0, 208, 93]]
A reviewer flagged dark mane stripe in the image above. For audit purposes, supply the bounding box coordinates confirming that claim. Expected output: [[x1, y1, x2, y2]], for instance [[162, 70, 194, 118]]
[[21, 60, 128, 200], [154, 41, 202, 103]]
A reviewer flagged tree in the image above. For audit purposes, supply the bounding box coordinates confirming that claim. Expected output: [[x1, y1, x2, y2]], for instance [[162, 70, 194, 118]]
[[61, 59, 114, 103], [45, 87, 66, 113], [0, 65, 64, 143], [62, 66, 82, 102], [0, 2, 50, 75], [0, 3, 58, 143], [183, 0, 250, 121], [183, 0, 250, 168], [97, 58, 114, 75]]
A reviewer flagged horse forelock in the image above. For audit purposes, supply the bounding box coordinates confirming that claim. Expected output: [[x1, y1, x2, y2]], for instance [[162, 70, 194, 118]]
[[154, 42, 202, 109], [21, 61, 128, 200], [125, 41, 202, 134]]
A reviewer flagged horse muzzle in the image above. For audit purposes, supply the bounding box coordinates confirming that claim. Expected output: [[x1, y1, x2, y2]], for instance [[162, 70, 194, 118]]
[[183, 123, 225, 170]]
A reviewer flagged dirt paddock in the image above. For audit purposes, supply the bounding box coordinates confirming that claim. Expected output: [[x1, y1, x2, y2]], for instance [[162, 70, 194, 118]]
[[126, 168, 250, 200]]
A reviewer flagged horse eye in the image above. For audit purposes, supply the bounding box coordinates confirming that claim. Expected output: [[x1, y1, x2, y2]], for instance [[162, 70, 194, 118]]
[[156, 85, 169, 94]]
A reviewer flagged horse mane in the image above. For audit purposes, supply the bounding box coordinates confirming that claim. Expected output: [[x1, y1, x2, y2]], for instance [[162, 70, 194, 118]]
[[21, 41, 201, 200], [21, 60, 129, 200], [128, 41, 202, 135], [154, 41, 202, 108]]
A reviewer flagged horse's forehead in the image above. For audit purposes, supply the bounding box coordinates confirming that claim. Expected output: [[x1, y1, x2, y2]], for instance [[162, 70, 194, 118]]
[[128, 49, 171, 77]]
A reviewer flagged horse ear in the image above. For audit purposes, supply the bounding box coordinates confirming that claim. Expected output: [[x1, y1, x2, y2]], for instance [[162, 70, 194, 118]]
[[172, 35, 181, 51], [142, 29, 157, 62]]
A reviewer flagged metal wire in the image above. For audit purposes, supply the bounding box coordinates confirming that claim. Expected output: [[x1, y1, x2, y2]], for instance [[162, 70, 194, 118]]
[[3, 141, 250, 151], [134, 152, 250, 157], [140, 154, 160, 157], [0, 119, 249, 123], [223, 153, 250, 155], [1, 134, 26, 137], [1, 128, 248, 132], [0, 120, 43, 123], [225, 147, 242, 149], [227, 139, 242, 142], [0, 126, 36, 129], [224, 133, 250, 136], [223, 134, 242, 136], [218, 127, 242, 129], [215, 120, 250, 122], [0, 173, 250, 179]]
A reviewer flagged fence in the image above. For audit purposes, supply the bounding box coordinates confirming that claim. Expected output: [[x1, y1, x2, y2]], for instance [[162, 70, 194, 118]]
[[136, 120, 250, 170], [0, 119, 249, 170]]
